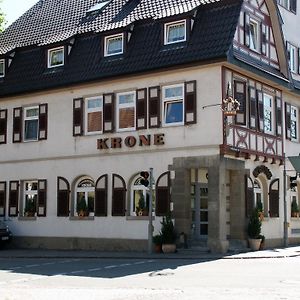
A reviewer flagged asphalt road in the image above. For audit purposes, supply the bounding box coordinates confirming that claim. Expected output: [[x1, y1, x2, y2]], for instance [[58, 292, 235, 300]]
[[1, 256, 300, 299]]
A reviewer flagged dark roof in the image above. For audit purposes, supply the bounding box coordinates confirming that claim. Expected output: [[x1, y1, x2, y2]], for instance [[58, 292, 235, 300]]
[[0, 0, 223, 55], [0, 0, 243, 98]]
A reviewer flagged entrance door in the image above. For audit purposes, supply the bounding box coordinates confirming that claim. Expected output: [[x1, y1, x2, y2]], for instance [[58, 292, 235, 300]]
[[191, 183, 208, 240]]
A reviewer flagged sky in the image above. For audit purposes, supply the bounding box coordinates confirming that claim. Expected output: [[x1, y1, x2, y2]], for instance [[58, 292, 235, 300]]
[[2, 0, 39, 27]]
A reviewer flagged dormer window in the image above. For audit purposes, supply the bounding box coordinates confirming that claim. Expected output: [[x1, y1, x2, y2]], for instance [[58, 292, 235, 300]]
[[0, 59, 4, 77], [104, 33, 124, 56], [249, 19, 260, 52], [48, 47, 64, 68], [164, 20, 186, 45]]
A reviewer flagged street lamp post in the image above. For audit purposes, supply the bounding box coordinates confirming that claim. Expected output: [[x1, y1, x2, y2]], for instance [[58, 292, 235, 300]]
[[148, 167, 153, 254]]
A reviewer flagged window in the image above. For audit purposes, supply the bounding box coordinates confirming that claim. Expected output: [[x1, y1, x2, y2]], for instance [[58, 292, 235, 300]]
[[289, 44, 297, 73], [254, 179, 263, 213], [164, 20, 186, 45], [249, 19, 260, 52], [291, 106, 298, 140], [0, 59, 4, 77], [24, 181, 38, 217], [291, 193, 299, 217], [117, 91, 136, 131], [75, 178, 95, 217], [24, 106, 39, 141], [263, 94, 274, 134], [104, 34, 123, 56], [48, 47, 64, 68], [278, 0, 297, 13], [131, 176, 150, 216], [85, 96, 103, 134], [162, 84, 184, 126]]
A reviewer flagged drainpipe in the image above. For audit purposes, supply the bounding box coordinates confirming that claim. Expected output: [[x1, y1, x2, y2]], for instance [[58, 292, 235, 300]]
[[283, 154, 288, 247]]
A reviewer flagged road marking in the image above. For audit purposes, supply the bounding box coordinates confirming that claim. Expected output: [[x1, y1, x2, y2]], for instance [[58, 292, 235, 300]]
[[87, 268, 102, 272], [25, 264, 40, 268], [120, 263, 131, 267], [104, 265, 117, 269], [43, 262, 55, 266], [70, 270, 85, 274], [133, 261, 146, 265], [7, 266, 22, 270]]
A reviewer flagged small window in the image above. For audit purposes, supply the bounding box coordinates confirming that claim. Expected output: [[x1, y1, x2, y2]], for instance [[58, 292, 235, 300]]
[[289, 44, 297, 73], [0, 59, 4, 77], [48, 47, 64, 68], [24, 181, 38, 217], [291, 106, 298, 140], [164, 20, 186, 45], [104, 34, 124, 56], [117, 91, 136, 131], [263, 94, 274, 134], [24, 106, 39, 141], [249, 19, 260, 52], [75, 178, 95, 217], [162, 84, 184, 126], [85, 96, 103, 135]]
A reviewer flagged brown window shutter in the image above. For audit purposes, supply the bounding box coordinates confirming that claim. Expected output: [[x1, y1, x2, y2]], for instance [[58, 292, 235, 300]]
[[39, 104, 48, 140], [234, 81, 246, 125], [185, 80, 197, 125], [148, 86, 160, 128], [275, 96, 283, 136], [136, 88, 147, 130], [0, 182, 6, 217], [287, 42, 291, 62], [9, 181, 19, 217], [13, 107, 22, 143], [244, 13, 250, 47], [103, 93, 115, 133], [0, 109, 7, 144], [95, 174, 108, 217], [156, 171, 171, 216], [245, 176, 254, 218], [112, 174, 126, 216], [37, 179, 47, 217], [73, 98, 84, 136], [57, 177, 70, 217], [285, 102, 291, 140], [257, 90, 264, 132], [298, 48, 300, 75], [248, 86, 257, 129], [269, 179, 279, 218]]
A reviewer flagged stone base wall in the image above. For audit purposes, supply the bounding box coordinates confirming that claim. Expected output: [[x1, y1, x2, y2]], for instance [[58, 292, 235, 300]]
[[10, 236, 148, 251]]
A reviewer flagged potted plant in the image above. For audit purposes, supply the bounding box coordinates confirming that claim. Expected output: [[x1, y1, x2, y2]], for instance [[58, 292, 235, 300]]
[[135, 193, 148, 216], [256, 199, 264, 221], [247, 209, 262, 251], [24, 198, 36, 217], [160, 213, 177, 253], [291, 198, 299, 218], [152, 234, 162, 253], [76, 196, 88, 217]]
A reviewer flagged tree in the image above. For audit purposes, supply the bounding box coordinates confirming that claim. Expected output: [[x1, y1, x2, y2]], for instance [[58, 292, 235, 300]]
[[0, 0, 6, 33]]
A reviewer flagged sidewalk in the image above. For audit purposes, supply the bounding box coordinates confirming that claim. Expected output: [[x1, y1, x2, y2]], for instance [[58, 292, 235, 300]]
[[0, 246, 300, 260]]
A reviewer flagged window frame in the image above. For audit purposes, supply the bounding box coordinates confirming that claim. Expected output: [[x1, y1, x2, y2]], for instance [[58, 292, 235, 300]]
[[75, 177, 95, 217], [24, 180, 38, 217], [263, 93, 275, 135], [116, 91, 136, 132], [162, 83, 185, 127], [23, 106, 39, 142], [249, 18, 260, 53], [164, 19, 187, 45], [289, 44, 297, 74], [130, 176, 149, 217], [85, 96, 103, 135], [104, 33, 124, 57], [291, 105, 298, 141], [47, 46, 65, 68], [0, 59, 5, 78]]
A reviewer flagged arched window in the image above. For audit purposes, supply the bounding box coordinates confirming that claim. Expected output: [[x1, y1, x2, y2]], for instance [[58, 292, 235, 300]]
[[75, 178, 95, 217], [131, 176, 149, 216]]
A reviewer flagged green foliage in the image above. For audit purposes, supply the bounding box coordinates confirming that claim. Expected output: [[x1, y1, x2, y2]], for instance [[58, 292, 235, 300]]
[[160, 213, 176, 244], [247, 209, 262, 239], [0, 1, 6, 33], [152, 234, 163, 245], [256, 199, 263, 213], [291, 198, 299, 213], [76, 197, 87, 213]]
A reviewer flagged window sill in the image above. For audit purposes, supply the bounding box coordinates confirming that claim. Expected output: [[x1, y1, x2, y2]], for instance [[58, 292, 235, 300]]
[[126, 216, 155, 221], [69, 216, 94, 221], [18, 216, 37, 221], [291, 217, 300, 221]]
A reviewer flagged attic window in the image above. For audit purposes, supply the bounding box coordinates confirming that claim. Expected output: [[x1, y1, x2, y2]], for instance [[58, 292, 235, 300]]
[[104, 33, 124, 56], [0, 59, 4, 77], [249, 19, 260, 52], [164, 20, 186, 45], [87, 1, 111, 15], [48, 47, 64, 68]]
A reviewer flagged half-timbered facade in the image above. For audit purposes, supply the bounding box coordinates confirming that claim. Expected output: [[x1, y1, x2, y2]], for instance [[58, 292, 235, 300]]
[[0, 0, 299, 253]]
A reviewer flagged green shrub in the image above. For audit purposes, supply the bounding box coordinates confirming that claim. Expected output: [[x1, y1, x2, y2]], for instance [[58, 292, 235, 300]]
[[160, 213, 176, 244], [247, 209, 261, 239]]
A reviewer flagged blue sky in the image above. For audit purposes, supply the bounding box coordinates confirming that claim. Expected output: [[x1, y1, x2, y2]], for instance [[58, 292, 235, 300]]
[[2, 0, 39, 27]]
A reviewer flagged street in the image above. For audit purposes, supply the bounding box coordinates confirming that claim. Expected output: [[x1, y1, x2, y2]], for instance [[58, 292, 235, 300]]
[[1, 256, 300, 299]]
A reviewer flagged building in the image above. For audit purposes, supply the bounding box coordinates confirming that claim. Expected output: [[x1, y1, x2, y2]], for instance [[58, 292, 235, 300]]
[[0, 0, 299, 253]]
